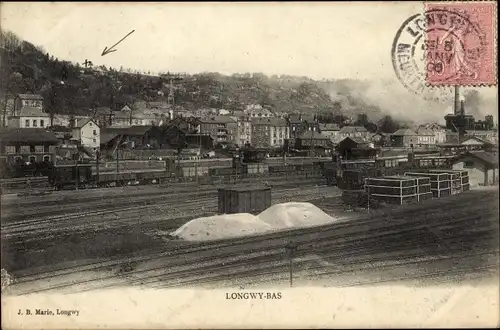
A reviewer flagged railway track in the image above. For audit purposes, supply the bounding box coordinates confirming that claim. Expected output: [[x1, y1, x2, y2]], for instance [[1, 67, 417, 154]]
[[2, 185, 336, 242], [6, 190, 497, 295], [1, 176, 326, 222]]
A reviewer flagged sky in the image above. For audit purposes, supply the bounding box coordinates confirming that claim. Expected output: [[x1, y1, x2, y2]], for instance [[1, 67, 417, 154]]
[[1, 2, 497, 123], [2, 2, 425, 79]]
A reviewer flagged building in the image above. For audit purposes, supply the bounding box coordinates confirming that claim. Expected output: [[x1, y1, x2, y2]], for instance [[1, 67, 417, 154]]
[[450, 151, 498, 186], [368, 132, 388, 147], [296, 131, 331, 149], [288, 114, 318, 139], [319, 123, 340, 142], [100, 126, 168, 151], [244, 104, 274, 118], [420, 123, 447, 144], [251, 118, 289, 148], [415, 127, 435, 146], [464, 129, 498, 144], [0, 127, 59, 162], [390, 129, 418, 148], [460, 136, 495, 151], [8, 106, 50, 129], [337, 125, 369, 141], [336, 136, 377, 161], [198, 116, 238, 145], [12, 94, 44, 115], [233, 115, 252, 147], [72, 119, 100, 150]]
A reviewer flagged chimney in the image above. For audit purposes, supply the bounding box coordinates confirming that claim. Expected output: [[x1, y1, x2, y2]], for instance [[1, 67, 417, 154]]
[[454, 85, 461, 115]]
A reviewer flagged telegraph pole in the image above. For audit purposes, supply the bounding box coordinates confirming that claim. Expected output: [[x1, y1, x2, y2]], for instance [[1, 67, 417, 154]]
[[285, 241, 298, 288]]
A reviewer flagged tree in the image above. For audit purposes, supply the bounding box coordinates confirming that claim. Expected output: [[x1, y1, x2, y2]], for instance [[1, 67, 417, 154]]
[[378, 115, 399, 134], [354, 113, 369, 127]]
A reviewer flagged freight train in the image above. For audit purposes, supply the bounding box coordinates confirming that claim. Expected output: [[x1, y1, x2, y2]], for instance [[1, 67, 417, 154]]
[[42, 159, 325, 190]]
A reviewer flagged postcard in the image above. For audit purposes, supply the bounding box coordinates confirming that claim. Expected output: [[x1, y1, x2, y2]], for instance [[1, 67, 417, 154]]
[[1, 1, 498, 329]]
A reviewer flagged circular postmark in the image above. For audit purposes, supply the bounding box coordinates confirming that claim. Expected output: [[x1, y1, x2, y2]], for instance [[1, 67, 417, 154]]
[[391, 8, 487, 102]]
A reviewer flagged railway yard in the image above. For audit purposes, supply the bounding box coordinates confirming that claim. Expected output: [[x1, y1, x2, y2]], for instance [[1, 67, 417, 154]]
[[1, 170, 498, 295]]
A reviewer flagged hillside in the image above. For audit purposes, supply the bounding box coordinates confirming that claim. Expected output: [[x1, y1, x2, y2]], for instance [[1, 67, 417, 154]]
[[2, 29, 458, 128]]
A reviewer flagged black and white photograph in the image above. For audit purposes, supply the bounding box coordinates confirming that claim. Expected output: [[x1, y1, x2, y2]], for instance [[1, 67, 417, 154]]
[[1, 2, 498, 328]]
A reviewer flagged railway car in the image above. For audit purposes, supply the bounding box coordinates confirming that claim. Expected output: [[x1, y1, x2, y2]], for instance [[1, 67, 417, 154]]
[[48, 163, 93, 190]]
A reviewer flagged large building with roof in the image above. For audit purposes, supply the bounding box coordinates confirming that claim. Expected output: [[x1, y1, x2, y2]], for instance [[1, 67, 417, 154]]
[[251, 117, 289, 148], [198, 116, 238, 145]]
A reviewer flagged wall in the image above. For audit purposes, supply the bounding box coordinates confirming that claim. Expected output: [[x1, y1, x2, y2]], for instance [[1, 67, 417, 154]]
[[19, 117, 50, 128], [80, 121, 100, 149], [269, 126, 289, 147]]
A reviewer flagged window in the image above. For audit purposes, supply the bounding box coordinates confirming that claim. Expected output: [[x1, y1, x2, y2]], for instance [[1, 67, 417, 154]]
[[93, 138, 96, 143], [40, 120, 45, 127], [25, 120, 30, 127], [93, 130, 97, 135], [32, 120, 37, 127], [43, 155, 50, 162], [464, 161, 474, 169], [89, 123, 92, 127], [29, 156, 36, 163]]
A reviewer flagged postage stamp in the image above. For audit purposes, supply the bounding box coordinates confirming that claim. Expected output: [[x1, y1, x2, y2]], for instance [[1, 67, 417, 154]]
[[392, 1, 496, 99], [424, 2, 496, 86]]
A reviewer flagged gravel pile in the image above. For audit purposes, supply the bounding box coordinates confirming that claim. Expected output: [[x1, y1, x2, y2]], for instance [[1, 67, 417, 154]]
[[172, 202, 338, 241]]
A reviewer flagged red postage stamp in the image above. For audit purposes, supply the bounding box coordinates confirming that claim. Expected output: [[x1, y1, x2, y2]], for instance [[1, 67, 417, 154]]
[[424, 2, 496, 86]]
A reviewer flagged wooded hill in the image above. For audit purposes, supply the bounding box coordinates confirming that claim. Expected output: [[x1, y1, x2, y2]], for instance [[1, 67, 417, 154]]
[[1, 30, 404, 132]]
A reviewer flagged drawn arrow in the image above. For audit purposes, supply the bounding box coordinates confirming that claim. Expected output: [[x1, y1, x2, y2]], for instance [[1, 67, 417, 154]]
[[101, 30, 135, 56]]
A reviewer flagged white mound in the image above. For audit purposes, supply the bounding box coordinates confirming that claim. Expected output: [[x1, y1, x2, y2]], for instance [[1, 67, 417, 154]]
[[172, 213, 272, 241], [171, 202, 338, 242], [258, 202, 337, 228]]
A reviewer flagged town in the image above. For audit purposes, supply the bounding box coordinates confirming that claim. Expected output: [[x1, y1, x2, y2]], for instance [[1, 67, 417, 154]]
[[0, 29, 498, 298]]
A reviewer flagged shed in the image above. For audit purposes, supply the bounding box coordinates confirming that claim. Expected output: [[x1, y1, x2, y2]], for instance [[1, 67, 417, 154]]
[[449, 151, 498, 187], [218, 186, 272, 215]]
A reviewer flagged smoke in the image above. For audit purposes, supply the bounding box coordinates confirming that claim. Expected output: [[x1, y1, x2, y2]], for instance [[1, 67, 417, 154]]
[[321, 79, 497, 125]]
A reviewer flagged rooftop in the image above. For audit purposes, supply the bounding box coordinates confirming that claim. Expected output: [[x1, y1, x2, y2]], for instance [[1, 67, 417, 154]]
[[339, 125, 367, 133], [299, 131, 330, 140], [251, 118, 287, 126], [17, 106, 49, 117], [319, 123, 340, 131], [0, 128, 59, 144], [17, 94, 44, 101], [392, 129, 417, 136]]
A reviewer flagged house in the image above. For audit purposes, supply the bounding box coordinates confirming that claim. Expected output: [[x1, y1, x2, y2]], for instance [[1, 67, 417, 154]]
[[416, 127, 435, 146], [420, 123, 447, 144], [335, 136, 377, 161], [233, 115, 252, 147], [72, 119, 100, 151], [49, 126, 73, 145], [368, 132, 387, 145], [199, 116, 238, 145], [450, 151, 498, 187], [391, 129, 418, 148], [244, 104, 274, 118], [337, 125, 369, 141], [8, 106, 50, 129], [251, 118, 289, 148], [288, 114, 318, 139], [460, 136, 495, 151], [0, 128, 59, 163], [110, 110, 132, 128], [464, 130, 498, 144], [296, 131, 331, 149], [100, 126, 168, 151], [91, 107, 112, 128], [319, 123, 340, 142], [12, 94, 44, 115]]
